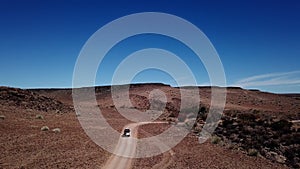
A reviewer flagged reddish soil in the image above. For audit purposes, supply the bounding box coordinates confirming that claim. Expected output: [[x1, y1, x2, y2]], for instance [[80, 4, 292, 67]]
[[0, 96, 107, 168], [1, 84, 299, 168]]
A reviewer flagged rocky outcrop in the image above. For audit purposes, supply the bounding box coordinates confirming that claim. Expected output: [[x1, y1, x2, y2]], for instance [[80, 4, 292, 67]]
[[0, 87, 73, 113]]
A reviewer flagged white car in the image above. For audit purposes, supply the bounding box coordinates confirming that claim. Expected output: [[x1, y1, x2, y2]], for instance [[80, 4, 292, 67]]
[[122, 128, 131, 137]]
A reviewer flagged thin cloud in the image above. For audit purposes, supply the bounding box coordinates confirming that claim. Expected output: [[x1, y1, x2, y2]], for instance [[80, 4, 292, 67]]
[[233, 71, 300, 87]]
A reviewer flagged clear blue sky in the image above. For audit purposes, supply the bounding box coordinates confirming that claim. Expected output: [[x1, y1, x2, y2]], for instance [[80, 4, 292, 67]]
[[0, 0, 299, 93]]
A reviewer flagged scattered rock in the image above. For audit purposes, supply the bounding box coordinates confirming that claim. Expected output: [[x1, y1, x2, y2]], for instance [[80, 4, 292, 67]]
[[0, 115, 5, 120], [211, 135, 221, 144], [41, 126, 49, 131], [248, 149, 258, 156], [266, 151, 286, 164], [194, 123, 204, 132], [275, 154, 286, 164], [232, 122, 239, 126], [271, 119, 292, 132], [208, 110, 298, 167]]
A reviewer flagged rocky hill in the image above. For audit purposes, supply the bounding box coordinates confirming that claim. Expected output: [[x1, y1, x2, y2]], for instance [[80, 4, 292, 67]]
[[0, 86, 72, 113]]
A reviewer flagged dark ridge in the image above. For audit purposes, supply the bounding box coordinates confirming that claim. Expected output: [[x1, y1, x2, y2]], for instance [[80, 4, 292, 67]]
[[280, 93, 300, 97], [28, 88, 72, 92], [175, 86, 224, 89], [280, 93, 300, 100], [176, 86, 201, 89], [248, 89, 261, 92], [226, 86, 243, 90], [129, 82, 170, 87], [29, 83, 171, 91]]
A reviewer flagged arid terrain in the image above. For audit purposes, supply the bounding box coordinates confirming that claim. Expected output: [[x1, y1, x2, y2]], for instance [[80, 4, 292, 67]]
[[0, 83, 299, 169]]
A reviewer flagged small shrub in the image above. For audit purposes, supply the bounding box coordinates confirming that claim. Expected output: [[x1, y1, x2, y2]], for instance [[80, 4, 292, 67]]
[[35, 114, 44, 120], [197, 106, 208, 120], [248, 149, 258, 156], [169, 111, 178, 118], [41, 126, 49, 131], [0, 115, 5, 120], [185, 120, 194, 129], [52, 128, 61, 133], [178, 114, 186, 122], [197, 112, 208, 120], [211, 135, 221, 144], [199, 106, 207, 113]]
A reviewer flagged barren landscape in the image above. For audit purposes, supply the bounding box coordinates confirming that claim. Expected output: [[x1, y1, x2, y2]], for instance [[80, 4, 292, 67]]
[[0, 83, 299, 168]]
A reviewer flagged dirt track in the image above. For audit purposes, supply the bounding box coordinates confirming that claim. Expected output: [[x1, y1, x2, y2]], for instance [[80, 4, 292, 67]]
[[102, 122, 169, 169]]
